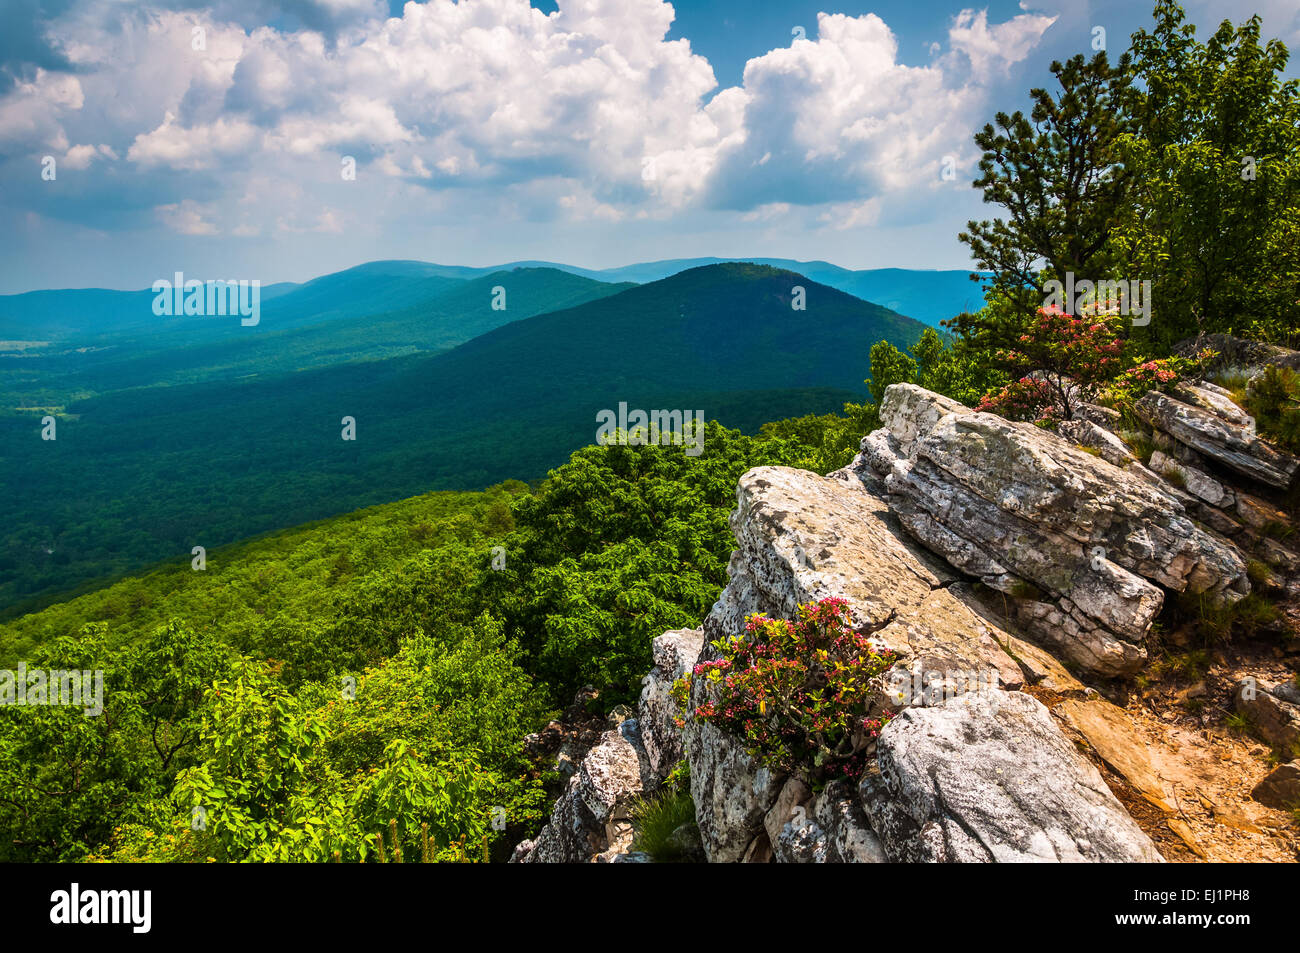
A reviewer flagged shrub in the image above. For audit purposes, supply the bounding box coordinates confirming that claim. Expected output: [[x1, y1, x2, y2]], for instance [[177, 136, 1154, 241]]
[[1245, 365, 1300, 455], [675, 598, 898, 785], [629, 783, 698, 863], [977, 307, 1130, 421]]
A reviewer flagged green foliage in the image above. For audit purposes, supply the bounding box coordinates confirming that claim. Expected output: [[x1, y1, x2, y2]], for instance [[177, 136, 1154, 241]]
[[90, 619, 543, 864], [867, 340, 917, 406], [1, 396, 851, 860], [757, 402, 878, 474], [959, 50, 1136, 340], [0, 620, 231, 861], [867, 328, 1004, 411], [480, 421, 820, 705], [1244, 365, 1300, 454], [956, 2, 1298, 352], [0, 264, 920, 612], [629, 783, 698, 863], [1173, 590, 1280, 642], [1113, 2, 1300, 346], [681, 599, 897, 787]]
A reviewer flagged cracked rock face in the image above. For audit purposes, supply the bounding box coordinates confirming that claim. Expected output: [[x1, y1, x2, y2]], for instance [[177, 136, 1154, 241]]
[[848, 383, 1250, 677], [772, 780, 889, 863], [685, 465, 1028, 861], [859, 691, 1165, 862], [1135, 387, 1300, 490], [638, 628, 704, 780], [515, 720, 656, 863]]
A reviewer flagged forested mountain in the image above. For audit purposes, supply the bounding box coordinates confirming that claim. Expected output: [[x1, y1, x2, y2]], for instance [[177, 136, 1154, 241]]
[[0, 263, 923, 611], [0, 418, 834, 862]]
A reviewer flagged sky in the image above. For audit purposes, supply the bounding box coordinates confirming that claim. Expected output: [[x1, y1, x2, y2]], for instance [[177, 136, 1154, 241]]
[[1, 0, 1298, 292]]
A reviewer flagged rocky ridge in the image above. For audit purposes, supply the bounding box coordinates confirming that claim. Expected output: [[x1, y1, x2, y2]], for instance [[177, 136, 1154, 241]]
[[516, 342, 1300, 863]]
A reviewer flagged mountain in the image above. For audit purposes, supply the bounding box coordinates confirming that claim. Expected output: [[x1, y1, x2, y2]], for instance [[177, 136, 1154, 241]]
[[0, 267, 632, 417], [385, 256, 986, 327], [0, 256, 982, 346], [566, 258, 986, 327], [0, 263, 924, 610]]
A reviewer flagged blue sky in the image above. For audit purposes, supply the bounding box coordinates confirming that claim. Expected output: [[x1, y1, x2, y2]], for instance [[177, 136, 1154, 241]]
[[1, 0, 1297, 293]]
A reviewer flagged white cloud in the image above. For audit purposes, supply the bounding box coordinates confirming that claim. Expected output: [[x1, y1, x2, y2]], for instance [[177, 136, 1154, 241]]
[[155, 199, 219, 234], [0, 70, 84, 153], [699, 10, 1044, 213], [0, 0, 1059, 248], [948, 8, 1058, 76]]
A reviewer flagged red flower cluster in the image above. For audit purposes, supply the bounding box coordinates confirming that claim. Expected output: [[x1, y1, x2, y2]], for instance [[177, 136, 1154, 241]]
[[977, 307, 1133, 422], [673, 598, 898, 785]]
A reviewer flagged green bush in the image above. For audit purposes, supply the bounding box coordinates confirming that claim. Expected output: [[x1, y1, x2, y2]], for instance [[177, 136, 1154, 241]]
[[1245, 365, 1300, 455], [629, 784, 698, 863]]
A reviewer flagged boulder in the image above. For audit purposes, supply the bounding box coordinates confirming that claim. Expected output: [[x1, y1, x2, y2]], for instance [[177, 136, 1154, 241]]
[[638, 628, 704, 780], [850, 384, 1249, 676], [685, 464, 1025, 860], [516, 719, 656, 863], [1250, 761, 1300, 810], [858, 690, 1165, 862], [1135, 389, 1299, 489], [772, 780, 888, 864], [1148, 450, 1235, 508], [1059, 416, 1141, 469], [1234, 679, 1300, 754]]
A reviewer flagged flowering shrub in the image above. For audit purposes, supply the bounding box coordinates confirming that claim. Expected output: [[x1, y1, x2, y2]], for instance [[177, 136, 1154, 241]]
[[976, 306, 1130, 422], [672, 598, 898, 784], [1111, 347, 1215, 406], [976, 376, 1059, 426], [1104, 354, 1197, 406]]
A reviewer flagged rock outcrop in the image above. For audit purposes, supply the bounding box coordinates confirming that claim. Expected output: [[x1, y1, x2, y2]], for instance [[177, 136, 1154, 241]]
[[1234, 678, 1300, 754], [1251, 761, 1300, 810], [1135, 386, 1300, 490], [522, 364, 1299, 864], [638, 628, 704, 780], [685, 464, 1027, 861], [844, 383, 1249, 677], [859, 690, 1164, 862], [513, 719, 656, 863]]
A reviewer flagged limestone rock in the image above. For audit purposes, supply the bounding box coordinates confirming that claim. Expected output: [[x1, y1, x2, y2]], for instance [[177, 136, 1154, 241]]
[[685, 717, 783, 863], [638, 628, 704, 780], [764, 776, 812, 850], [517, 719, 655, 863], [813, 780, 889, 863], [771, 780, 887, 864], [1173, 334, 1300, 375], [1251, 761, 1300, 810], [1148, 450, 1235, 508], [1234, 679, 1300, 753], [851, 383, 1249, 676], [1135, 389, 1299, 489], [774, 815, 829, 863], [1059, 416, 1141, 469], [685, 464, 1025, 860], [858, 690, 1165, 862], [1052, 697, 1175, 812]]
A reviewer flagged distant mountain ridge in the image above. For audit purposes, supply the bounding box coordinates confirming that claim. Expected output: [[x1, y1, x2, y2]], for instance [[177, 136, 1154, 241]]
[[0, 257, 986, 341], [0, 263, 926, 610]]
